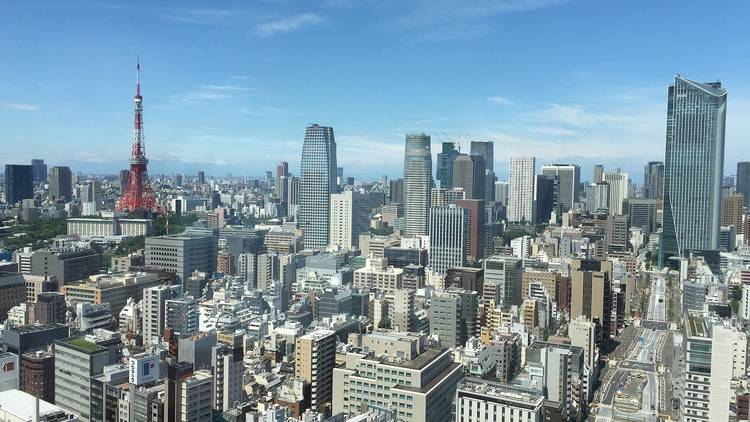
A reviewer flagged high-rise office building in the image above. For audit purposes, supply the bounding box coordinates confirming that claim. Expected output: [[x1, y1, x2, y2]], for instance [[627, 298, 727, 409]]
[[454, 199, 486, 262], [55, 337, 114, 422], [471, 141, 495, 201], [453, 154, 486, 200], [604, 170, 629, 215], [275, 161, 289, 202], [643, 161, 664, 200], [737, 161, 750, 201], [430, 289, 479, 348], [570, 259, 612, 345], [4, 164, 33, 205], [662, 76, 726, 263], [483, 255, 523, 308], [428, 205, 469, 274], [30, 159, 47, 184], [494, 181, 509, 207], [592, 165, 604, 184], [389, 178, 404, 204], [299, 124, 337, 249], [403, 133, 432, 235], [296, 329, 336, 411], [535, 174, 557, 224], [145, 233, 217, 283], [436, 142, 459, 189], [165, 297, 198, 338], [48, 166, 72, 202], [541, 164, 580, 212], [508, 157, 535, 222], [722, 194, 744, 235], [329, 190, 370, 250]]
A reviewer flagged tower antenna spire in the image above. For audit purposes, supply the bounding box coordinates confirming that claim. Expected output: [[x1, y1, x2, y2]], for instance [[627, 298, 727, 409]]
[[136, 56, 141, 97]]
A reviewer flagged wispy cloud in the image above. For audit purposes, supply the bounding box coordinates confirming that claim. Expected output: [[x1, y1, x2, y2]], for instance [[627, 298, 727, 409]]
[[256, 13, 325, 37], [0, 102, 40, 111], [488, 96, 513, 106], [169, 83, 254, 105]]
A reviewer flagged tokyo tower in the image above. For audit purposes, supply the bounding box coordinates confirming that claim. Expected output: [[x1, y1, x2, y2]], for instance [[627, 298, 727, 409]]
[[116, 62, 162, 215]]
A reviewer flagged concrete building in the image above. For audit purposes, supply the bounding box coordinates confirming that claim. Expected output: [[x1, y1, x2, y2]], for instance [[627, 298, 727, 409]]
[[54, 337, 114, 422], [483, 256, 523, 308], [428, 205, 469, 275], [0, 273, 27, 323], [430, 289, 479, 348], [624, 198, 658, 234], [145, 233, 217, 283], [455, 377, 544, 422], [163, 364, 213, 422], [61, 272, 161, 318], [570, 259, 612, 345], [541, 164, 580, 213], [67, 217, 153, 239], [30, 247, 101, 284], [352, 257, 403, 294], [143, 284, 183, 346], [299, 124, 338, 249], [0, 389, 79, 422], [333, 336, 463, 422], [165, 297, 198, 338], [403, 133, 432, 236], [296, 329, 336, 411], [20, 350, 55, 402], [212, 344, 244, 413], [568, 316, 597, 371], [48, 166, 73, 202], [508, 157, 535, 223], [722, 194, 744, 235]]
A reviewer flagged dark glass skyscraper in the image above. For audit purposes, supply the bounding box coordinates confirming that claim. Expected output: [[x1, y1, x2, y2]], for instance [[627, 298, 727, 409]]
[[299, 124, 337, 249], [643, 161, 664, 199], [662, 76, 726, 264], [436, 142, 459, 189], [4, 164, 34, 205], [737, 161, 750, 201], [404, 133, 432, 236], [31, 159, 47, 184]]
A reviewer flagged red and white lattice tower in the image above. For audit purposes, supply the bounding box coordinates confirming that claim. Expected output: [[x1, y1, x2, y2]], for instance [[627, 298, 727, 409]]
[[116, 62, 162, 214]]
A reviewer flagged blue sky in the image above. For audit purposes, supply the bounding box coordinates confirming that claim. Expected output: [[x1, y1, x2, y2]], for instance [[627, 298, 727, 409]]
[[1, 0, 749, 182]]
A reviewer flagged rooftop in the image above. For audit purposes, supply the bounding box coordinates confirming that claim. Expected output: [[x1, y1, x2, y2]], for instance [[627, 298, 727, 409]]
[[0, 389, 71, 418], [457, 377, 544, 406]]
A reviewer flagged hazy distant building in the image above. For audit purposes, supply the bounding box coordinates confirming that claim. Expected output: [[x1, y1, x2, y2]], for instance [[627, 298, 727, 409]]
[[662, 76, 726, 263], [604, 170, 628, 215], [453, 154, 486, 200], [48, 166, 72, 202], [737, 161, 750, 201], [541, 163, 580, 212], [508, 157, 535, 222], [643, 161, 664, 200], [30, 159, 47, 184], [436, 142, 459, 189], [403, 133, 432, 236], [299, 124, 338, 249]]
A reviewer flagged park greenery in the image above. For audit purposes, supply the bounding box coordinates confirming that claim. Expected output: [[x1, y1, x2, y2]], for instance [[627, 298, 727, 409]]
[[1, 218, 67, 251]]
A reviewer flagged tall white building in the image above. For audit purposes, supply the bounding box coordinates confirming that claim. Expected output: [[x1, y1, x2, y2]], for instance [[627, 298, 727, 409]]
[[212, 345, 244, 413], [568, 316, 597, 374], [494, 181, 509, 207], [604, 170, 629, 215], [403, 133, 432, 236], [508, 157, 535, 222], [428, 205, 469, 275], [329, 190, 370, 250]]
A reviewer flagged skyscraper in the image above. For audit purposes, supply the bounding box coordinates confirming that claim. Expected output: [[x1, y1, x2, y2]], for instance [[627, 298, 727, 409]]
[[428, 205, 469, 274], [662, 76, 726, 262], [643, 161, 664, 200], [452, 154, 485, 200], [4, 164, 33, 205], [30, 159, 47, 184], [737, 161, 750, 201], [471, 141, 495, 201], [299, 124, 337, 249], [436, 142, 459, 189], [329, 190, 370, 249], [534, 174, 556, 223], [403, 133, 432, 236], [508, 157, 535, 223], [541, 163, 580, 212], [48, 167, 72, 202], [604, 170, 629, 216], [592, 165, 604, 184], [275, 161, 289, 202]]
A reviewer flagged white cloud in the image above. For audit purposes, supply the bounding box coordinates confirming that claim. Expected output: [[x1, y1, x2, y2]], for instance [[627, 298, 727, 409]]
[[0, 102, 40, 111], [488, 96, 513, 106], [256, 13, 325, 37]]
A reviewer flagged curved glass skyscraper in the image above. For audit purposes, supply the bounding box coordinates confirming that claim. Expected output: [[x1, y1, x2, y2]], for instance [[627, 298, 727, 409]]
[[403, 133, 432, 236], [299, 124, 337, 249], [662, 76, 726, 265]]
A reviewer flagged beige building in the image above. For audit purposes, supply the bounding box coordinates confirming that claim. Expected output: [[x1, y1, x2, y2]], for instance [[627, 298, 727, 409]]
[[296, 329, 336, 412], [352, 258, 403, 294], [722, 194, 744, 235], [570, 259, 612, 344], [61, 272, 161, 319]]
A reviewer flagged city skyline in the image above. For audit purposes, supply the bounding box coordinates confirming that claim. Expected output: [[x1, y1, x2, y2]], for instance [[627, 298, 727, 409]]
[[1, 1, 749, 181]]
